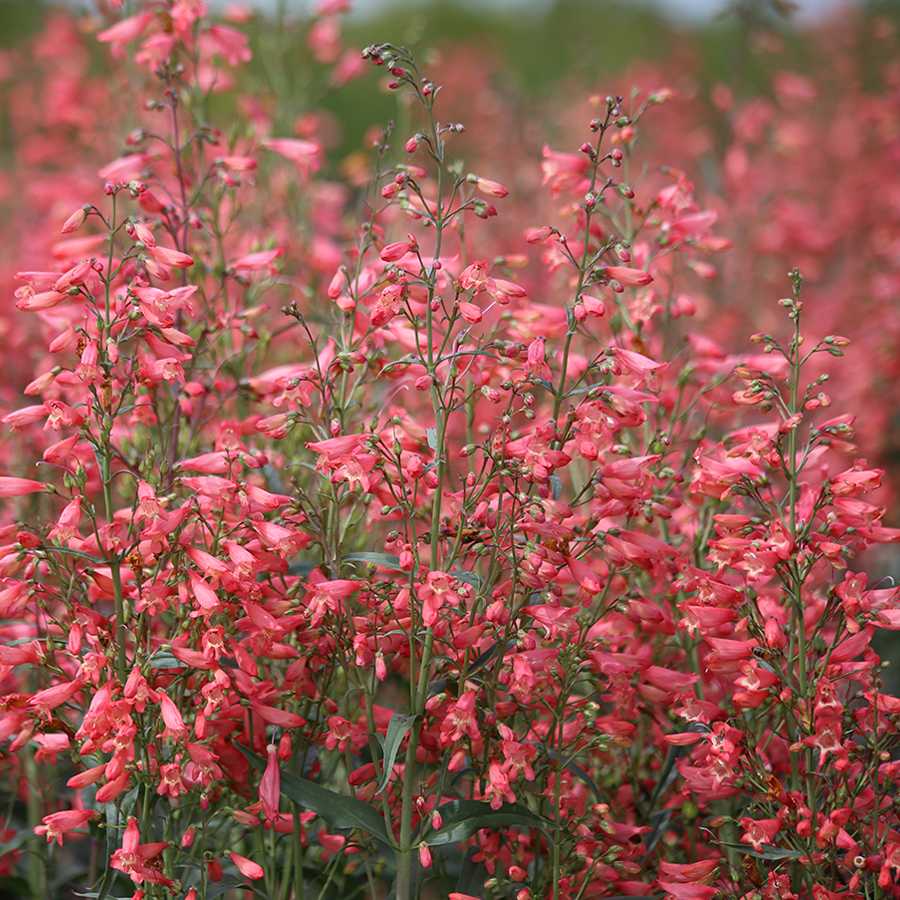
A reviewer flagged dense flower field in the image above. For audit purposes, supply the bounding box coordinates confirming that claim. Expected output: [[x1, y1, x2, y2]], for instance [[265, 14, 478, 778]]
[[1, 2, 900, 899]]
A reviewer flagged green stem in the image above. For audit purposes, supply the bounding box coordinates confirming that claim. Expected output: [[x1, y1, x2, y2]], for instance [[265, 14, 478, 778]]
[[25, 745, 46, 899]]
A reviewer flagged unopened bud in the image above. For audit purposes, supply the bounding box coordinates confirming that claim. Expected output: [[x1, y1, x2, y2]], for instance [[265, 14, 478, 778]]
[[61, 206, 89, 234], [525, 226, 554, 244]]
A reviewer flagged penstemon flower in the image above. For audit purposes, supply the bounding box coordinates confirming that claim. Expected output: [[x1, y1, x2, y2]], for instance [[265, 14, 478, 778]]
[[1, 4, 900, 900]]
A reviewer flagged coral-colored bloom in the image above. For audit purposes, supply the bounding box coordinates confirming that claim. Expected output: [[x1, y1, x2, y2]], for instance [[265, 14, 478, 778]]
[[604, 265, 653, 287], [230, 852, 264, 879], [156, 691, 189, 742], [35, 809, 98, 846], [110, 818, 172, 886], [259, 743, 281, 822], [440, 690, 480, 745], [0, 476, 50, 497], [263, 138, 323, 177]]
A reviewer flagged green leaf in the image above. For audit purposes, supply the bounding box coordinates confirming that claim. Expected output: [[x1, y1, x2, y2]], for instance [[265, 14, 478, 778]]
[[344, 552, 404, 572], [426, 428, 438, 451], [234, 743, 391, 844], [0, 876, 36, 899], [642, 808, 671, 859], [564, 382, 605, 397], [529, 744, 602, 803], [455, 846, 488, 897], [428, 799, 553, 846], [219, 875, 274, 900], [201, 880, 275, 900], [0, 829, 34, 857], [549, 474, 562, 501], [287, 560, 316, 578], [148, 651, 187, 670], [563, 758, 602, 802], [262, 464, 284, 494], [73, 892, 131, 900], [376, 713, 418, 796], [647, 724, 708, 813], [721, 841, 805, 861], [450, 569, 482, 589], [467, 641, 507, 676], [98, 783, 139, 900], [36, 545, 108, 564]]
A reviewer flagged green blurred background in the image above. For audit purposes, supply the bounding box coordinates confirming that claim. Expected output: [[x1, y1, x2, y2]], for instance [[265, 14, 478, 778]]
[[0, 0, 889, 160]]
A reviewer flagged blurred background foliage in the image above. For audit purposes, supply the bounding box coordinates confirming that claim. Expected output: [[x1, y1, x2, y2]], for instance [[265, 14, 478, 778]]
[[1, 0, 896, 160]]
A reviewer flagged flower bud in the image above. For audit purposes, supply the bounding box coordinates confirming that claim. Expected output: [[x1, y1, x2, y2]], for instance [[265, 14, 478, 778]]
[[525, 226, 554, 244], [61, 206, 89, 234]]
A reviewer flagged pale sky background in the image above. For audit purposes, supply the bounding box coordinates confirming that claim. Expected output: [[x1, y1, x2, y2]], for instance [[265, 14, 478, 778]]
[[344, 0, 854, 22]]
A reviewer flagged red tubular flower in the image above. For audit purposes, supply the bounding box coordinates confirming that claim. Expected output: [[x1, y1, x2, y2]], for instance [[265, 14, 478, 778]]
[[148, 245, 194, 269], [740, 817, 782, 852], [156, 691, 189, 742], [230, 852, 264, 880], [604, 265, 654, 286], [110, 818, 172, 886], [34, 809, 98, 846], [263, 138, 323, 177], [470, 175, 508, 198], [0, 476, 50, 497], [259, 743, 281, 822]]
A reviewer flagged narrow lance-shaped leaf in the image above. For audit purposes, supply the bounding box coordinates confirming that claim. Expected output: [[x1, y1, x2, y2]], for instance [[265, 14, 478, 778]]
[[721, 841, 806, 861], [235, 743, 392, 845], [343, 552, 404, 572], [528, 742, 602, 803], [426, 799, 554, 846], [376, 713, 417, 796]]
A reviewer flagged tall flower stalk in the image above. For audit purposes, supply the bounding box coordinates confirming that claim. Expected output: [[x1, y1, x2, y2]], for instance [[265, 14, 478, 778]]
[[1, 5, 900, 900]]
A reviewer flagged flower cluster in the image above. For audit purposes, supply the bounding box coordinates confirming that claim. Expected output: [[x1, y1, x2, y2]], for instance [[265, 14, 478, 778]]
[[0, 4, 899, 900]]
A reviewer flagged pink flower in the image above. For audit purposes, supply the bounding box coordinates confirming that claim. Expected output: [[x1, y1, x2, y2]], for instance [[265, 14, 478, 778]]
[[525, 226, 554, 243], [61, 207, 88, 234], [96, 12, 155, 59], [484, 760, 516, 809], [148, 245, 194, 269], [35, 809, 98, 846], [230, 248, 283, 274], [604, 265, 653, 287], [54, 259, 96, 292], [380, 237, 416, 262], [524, 337, 551, 381], [200, 24, 253, 66], [110, 818, 172, 886], [440, 690, 480, 745], [98, 153, 154, 183], [469, 175, 508, 198], [740, 817, 783, 852], [263, 138, 324, 177], [259, 743, 282, 822], [230, 852, 264, 880], [2, 404, 49, 430], [29, 680, 84, 719], [458, 260, 495, 293], [0, 476, 50, 497], [156, 691, 189, 742], [457, 300, 482, 324], [541, 145, 590, 196]]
